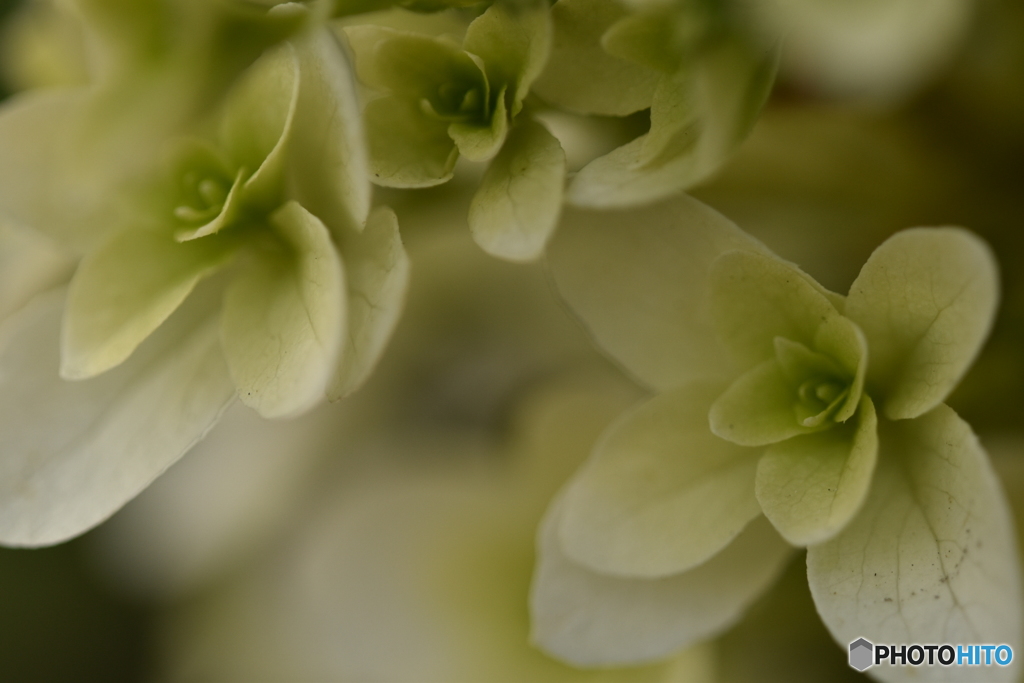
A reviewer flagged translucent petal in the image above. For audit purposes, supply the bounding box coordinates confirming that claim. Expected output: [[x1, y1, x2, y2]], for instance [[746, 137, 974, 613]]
[[708, 359, 818, 447], [0, 223, 74, 324], [601, 6, 705, 74], [559, 382, 762, 578], [808, 405, 1022, 683], [61, 228, 233, 379], [328, 206, 409, 400], [345, 26, 486, 101], [0, 288, 235, 547], [0, 88, 109, 251], [547, 193, 769, 391], [218, 43, 300, 211], [756, 395, 877, 546], [708, 249, 844, 369], [532, 499, 791, 666], [567, 41, 778, 208], [363, 95, 458, 188], [845, 227, 999, 420], [530, 0, 660, 116], [287, 29, 372, 235], [468, 119, 566, 263], [221, 202, 346, 418]]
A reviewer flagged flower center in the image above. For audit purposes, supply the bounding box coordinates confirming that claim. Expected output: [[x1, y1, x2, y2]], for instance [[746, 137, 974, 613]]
[[794, 376, 849, 428], [174, 171, 232, 225], [422, 80, 486, 123]]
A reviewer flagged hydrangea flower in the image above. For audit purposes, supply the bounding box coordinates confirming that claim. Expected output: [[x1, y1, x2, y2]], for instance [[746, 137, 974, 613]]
[[531, 193, 1022, 681], [534, 0, 778, 208], [343, 1, 567, 262], [0, 27, 408, 547]]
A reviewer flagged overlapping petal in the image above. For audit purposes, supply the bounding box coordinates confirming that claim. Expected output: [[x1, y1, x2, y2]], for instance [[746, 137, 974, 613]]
[[808, 404, 1021, 683], [221, 202, 346, 419], [0, 88, 110, 251], [218, 42, 300, 212], [709, 359, 819, 446], [329, 206, 409, 400], [468, 120, 566, 262], [532, 498, 791, 666], [756, 395, 878, 546], [463, 0, 551, 116], [708, 249, 842, 368], [363, 95, 458, 188], [287, 29, 372, 234], [0, 288, 235, 547], [61, 228, 234, 380], [845, 227, 999, 420], [531, 0, 660, 116], [566, 41, 778, 208], [558, 382, 762, 578], [547, 194, 770, 391]]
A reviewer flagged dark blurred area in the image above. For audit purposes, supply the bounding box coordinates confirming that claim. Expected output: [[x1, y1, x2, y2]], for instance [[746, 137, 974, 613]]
[[0, 535, 154, 682]]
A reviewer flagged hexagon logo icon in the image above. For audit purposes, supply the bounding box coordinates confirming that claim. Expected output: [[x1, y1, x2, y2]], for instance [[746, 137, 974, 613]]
[[849, 638, 874, 671]]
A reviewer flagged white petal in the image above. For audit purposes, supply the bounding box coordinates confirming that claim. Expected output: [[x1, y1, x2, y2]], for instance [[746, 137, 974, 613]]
[[559, 382, 762, 578], [0, 287, 235, 546], [328, 206, 409, 400], [546, 193, 769, 391], [532, 496, 791, 666], [0, 88, 106, 251], [286, 29, 371, 235], [808, 404, 1022, 683]]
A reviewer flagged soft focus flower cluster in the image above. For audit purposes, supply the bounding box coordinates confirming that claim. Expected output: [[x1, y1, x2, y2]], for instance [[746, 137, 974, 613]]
[[0, 0, 1023, 681]]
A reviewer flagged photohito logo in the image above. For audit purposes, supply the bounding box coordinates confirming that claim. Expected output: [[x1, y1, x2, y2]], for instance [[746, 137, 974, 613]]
[[848, 638, 1013, 672]]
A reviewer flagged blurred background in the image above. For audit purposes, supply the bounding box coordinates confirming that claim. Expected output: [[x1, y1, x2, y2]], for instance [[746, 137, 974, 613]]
[[1, 0, 1023, 680]]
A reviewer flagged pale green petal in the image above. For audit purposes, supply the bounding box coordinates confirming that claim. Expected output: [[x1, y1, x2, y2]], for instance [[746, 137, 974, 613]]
[[637, 70, 701, 169], [468, 119, 566, 263], [532, 499, 792, 666], [61, 229, 234, 380], [0, 224, 74, 324], [601, 7, 704, 74], [559, 382, 762, 578], [547, 194, 769, 391], [808, 405, 1022, 682], [463, 0, 551, 115], [219, 43, 300, 211], [287, 29, 372, 235], [364, 95, 458, 188], [448, 86, 508, 162], [221, 202, 346, 418], [346, 26, 485, 101], [530, 0, 660, 116], [845, 228, 999, 420], [0, 88, 104, 250], [756, 395, 877, 546], [567, 41, 778, 208], [708, 249, 843, 368], [328, 206, 409, 400], [0, 287, 235, 547], [708, 359, 815, 447]]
